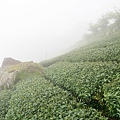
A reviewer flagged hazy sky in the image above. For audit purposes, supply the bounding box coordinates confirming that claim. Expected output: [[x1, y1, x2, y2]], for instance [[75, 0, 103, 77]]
[[0, 0, 120, 65]]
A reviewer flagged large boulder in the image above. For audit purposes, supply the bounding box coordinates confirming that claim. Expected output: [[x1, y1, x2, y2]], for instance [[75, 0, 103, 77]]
[[0, 58, 21, 90], [1, 57, 21, 68], [0, 58, 44, 90]]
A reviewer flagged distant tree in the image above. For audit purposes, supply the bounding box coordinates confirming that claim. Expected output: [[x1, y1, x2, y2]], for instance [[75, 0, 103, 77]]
[[87, 9, 120, 36], [113, 9, 120, 30], [88, 23, 99, 34], [97, 15, 109, 32]]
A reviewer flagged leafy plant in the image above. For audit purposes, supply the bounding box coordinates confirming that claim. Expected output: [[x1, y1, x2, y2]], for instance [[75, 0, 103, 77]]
[[45, 61, 120, 119], [5, 75, 107, 120], [0, 90, 12, 120], [103, 76, 120, 118]]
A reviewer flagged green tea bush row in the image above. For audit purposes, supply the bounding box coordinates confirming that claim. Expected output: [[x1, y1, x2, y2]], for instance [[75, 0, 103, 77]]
[[0, 90, 12, 120], [45, 61, 120, 118], [103, 74, 120, 118], [5, 75, 107, 120], [41, 34, 120, 67]]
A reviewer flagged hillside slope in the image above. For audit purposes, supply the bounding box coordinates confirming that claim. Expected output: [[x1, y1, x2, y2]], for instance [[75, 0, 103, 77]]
[[0, 11, 120, 119], [43, 28, 120, 119], [40, 31, 120, 67], [45, 61, 120, 119], [0, 60, 106, 120]]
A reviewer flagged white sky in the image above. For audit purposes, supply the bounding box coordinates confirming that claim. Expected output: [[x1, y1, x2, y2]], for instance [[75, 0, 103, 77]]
[[0, 0, 120, 65]]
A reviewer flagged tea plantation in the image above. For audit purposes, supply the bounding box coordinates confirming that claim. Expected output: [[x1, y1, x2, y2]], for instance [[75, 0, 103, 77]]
[[41, 31, 120, 67], [0, 12, 120, 120], [0, 75, 107, 120], [45, 62, 120, 119], [42, 30, 120, 119]]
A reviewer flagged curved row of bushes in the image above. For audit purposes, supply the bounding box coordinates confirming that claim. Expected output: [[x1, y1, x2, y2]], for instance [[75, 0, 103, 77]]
[[0, 75, 107, 120], [45, 61, 120, 119], [40, 33, 120, 67]]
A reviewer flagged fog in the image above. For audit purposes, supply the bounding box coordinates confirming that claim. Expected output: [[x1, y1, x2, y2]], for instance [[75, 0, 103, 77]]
[[0, 0, 120, 65]]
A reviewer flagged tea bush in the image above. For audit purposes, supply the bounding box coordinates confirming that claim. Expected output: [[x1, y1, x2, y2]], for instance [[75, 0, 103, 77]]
[[41, 33, 120, 67], [103, 76, 120, 118], [5, 75, 107, 120], [45, 61, 120, 118], [0, 90, 12, 120]]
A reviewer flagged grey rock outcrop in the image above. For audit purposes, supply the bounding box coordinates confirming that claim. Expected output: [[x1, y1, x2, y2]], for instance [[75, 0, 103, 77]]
[[0, 58, 21, 90], [1, 57, 21, 68], [0, 58, 44, 90]]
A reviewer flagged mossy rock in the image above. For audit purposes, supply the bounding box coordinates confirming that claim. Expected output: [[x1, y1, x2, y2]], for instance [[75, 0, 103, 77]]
[[0, 61, 44, 90]]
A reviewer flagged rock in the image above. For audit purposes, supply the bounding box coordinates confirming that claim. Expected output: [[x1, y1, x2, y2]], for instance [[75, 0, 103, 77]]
[[0, 71, 17, 90], [0, 58, 44, 90], [1, 57, 21, 68], [0, 57, 21, 90]]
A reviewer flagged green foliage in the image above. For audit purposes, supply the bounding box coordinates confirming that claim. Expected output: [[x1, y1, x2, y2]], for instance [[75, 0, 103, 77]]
[[88, 10, 120, 36], [5, 75, 106, 120], [40, 57, 60, 67], [45, 61, 120, 118], [103, 77, 120, 118], [42, 28, 120, 119], [0, 90, 12, 120], [0, 10, 120, 120], [40, 31, 120, 67]]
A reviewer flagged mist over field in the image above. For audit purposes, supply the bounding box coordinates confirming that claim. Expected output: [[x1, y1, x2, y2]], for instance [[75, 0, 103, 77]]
[[0, 0, 120, 65], [0, 1, 120, 119]]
